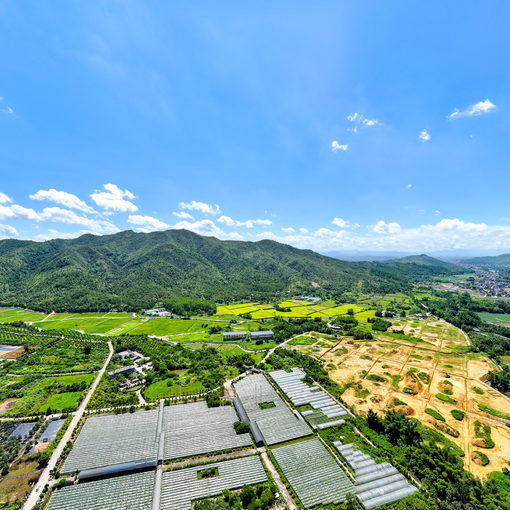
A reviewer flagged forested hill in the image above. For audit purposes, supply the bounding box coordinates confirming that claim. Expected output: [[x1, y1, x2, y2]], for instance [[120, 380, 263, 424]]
[[381, 254, 467, 277], [461, 253, 510, 265], [0, 229, 407, 311]]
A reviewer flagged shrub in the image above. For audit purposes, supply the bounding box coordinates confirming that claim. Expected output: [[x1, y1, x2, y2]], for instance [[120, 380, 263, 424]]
[[425, 408, 445, 422], [451, 410, 465, 421]]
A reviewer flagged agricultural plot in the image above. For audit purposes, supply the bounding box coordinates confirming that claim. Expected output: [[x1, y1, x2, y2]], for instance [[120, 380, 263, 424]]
[[311, 333, 510, 478], [1, 374, 94, 416], [160, 455, 267, 510], [234, 374, 312, 445], [478, 312, 510, 325], [389, 318, 468, 350], [47, 470, 155, 510], [62, 408, 160, 473], [144, 374, 204, 400], [37, 318, 108, 331], [272, 438, 355, 507], [162, 401, 252, 459], [128, 318, 221, 336], [8, 339, 108, 374]]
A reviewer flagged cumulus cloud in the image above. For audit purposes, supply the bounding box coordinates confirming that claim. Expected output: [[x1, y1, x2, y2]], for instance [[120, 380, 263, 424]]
[[419, 130, 431, 142], [0, 204, 41, 221], [39, 207, 119, 233], [172, 211, 194, 220], [331, 217, 358, 229], [299, 228, 309, 234], [371, 220, 402, 235], [172, 219, 242, 240], [281, 227, 295, 233], [178, 200, 220, 215], [127, 215, 169, 233], [406, 184, 413, 189], [448, 99, 496, 120], [331, 141, 348, 152], [217, 216, 272, 228], [34, 229, 103, 242], [0, 192, 12, 204], [347, 112, 381, 132], [0, 224, 18, 238], [30, 188, 95, 213], [90, 183, 137, 213]]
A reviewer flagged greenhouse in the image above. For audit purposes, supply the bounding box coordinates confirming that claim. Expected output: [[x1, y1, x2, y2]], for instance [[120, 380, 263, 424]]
[[272, 438, 355, 507], [269, 368, 349, 428], [162, 401, 252, 459], [333, 440, 418, 508], [160, 455, 267, 510], [234, 374, 311, 444], [63, 409, 160, 473], [46, 470, 155, 510]]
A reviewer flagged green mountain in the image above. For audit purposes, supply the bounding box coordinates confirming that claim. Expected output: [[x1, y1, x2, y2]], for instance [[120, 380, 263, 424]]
[[461, 253, 510, 265], [0, 229, 407, 312], [382, 254, 466, 277]]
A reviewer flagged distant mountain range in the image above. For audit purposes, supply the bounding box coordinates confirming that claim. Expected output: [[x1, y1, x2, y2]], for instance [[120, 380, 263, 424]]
[[461, 253, 510, 265], [0, 230, 471, 312]]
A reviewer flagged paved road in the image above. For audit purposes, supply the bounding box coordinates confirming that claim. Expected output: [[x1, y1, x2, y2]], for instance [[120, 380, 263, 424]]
[[23, 341, 114, 510]]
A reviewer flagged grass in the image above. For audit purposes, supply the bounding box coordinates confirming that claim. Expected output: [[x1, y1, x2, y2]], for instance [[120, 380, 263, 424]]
[[477, 403, 510, 420], [4, 373, 93, 415], [472, 451, 490, 466], [451, 410, 465, 421], [143, 376, 204, 401], [436, 393, 458, 405], [425, 408, 446, 422], [478, 312, 510, 324], [37, 391, 83, 412]]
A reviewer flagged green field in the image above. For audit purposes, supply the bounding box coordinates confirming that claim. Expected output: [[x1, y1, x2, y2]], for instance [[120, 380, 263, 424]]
[[143, 375, 204, 400], [2, 373, 94, 415], [8, 341, 108, 374], [478, 312, 510, 324]]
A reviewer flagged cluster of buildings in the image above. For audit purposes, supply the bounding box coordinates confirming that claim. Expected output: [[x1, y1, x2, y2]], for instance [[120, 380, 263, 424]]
[[144, 308, 173, 317], [222, 330, 274, 342], [293, 296, 321, 304], [108, 349, 153, 389]]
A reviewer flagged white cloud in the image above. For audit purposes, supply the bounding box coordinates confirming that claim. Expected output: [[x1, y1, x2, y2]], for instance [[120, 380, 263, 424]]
[[127, 215, 169, 233], [172, 211, 194, 220], [0, 204, 41, 221], [172, 219, 242, 240], [281, 227, 295, 233], [218, 215, 272, 228], [0, 224, 19, 238], [0, 97, 15, 116], [30, 188, 95, 213], [90, 183, 137, 213], [331, 217, 358, 229], [406, 184, 413, 189], [331, 141, 348, 152], [0, 192, 12, 204], [178, 200, 220, 215], [39, 207, 119, 233], [448, 99, 496, 120], [299, 228, 309, 234], [347, 112, 381, 132], [371, 220, 402, 235], [34, 229, 104, 242], [419, 130, 431, 142]]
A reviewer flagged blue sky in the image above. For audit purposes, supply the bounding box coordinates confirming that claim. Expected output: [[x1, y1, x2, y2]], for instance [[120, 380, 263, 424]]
[[0, 1, 509, 253]]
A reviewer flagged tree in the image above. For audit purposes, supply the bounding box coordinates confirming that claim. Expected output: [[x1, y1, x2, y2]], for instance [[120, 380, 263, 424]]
[[240, 485, 255, 507]]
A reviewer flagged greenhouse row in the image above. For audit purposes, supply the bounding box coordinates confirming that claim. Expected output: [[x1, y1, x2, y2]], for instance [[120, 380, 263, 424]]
[[333, 440, 418, 509], [160, 455, 268, 510], [233, 373, 311, 444], [162, 401, 251, 459], [272, 438, 355, 507], [269, 367, 349, 428]]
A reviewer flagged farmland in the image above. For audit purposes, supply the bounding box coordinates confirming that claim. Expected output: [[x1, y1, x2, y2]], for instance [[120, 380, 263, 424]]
[[292, 318, 510, 478]]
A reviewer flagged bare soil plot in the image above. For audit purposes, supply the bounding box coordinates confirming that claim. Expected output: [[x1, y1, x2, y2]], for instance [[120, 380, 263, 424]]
[[295, 330, 510, 478]]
